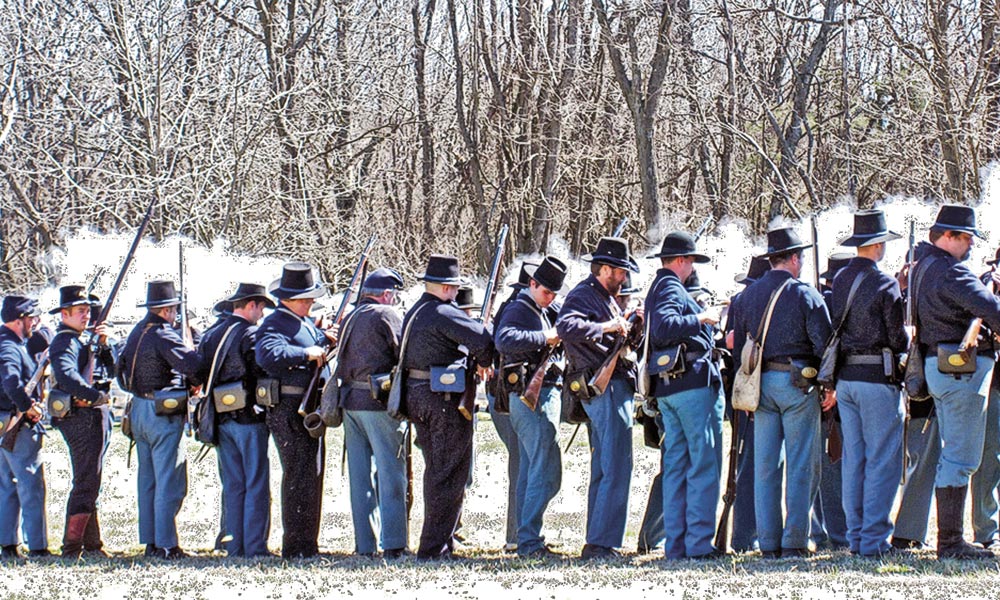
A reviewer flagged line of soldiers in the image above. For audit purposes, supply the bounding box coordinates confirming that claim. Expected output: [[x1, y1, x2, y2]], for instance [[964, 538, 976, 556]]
[[2, 203, 1000, 562]]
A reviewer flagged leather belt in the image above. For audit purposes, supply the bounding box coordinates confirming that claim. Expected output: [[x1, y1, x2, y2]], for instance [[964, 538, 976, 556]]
[[344, 380, 370, 390], [763, 361, 791, 372], [408, 369, 431, 380], [844, 355, 883, 365], [280, 385, 305, 395]]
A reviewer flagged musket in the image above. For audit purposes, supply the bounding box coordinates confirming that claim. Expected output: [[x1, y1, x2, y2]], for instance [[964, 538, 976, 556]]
[[693, 216, 714, 242], [612, 218, 628, 238], [0, 348, 51, 452], [810, 215, 821, 289], [179, 241, 192, 349], [901, 220, 916, 484], [460, 223, 509, 420], [587, 312, 641, 397], [714, 407, 746, 553], [300, 234, 378, 420], [520, 344, 556, 412]]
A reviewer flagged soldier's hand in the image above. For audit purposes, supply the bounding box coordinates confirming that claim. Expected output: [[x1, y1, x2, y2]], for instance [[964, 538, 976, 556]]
[[305, 346, 326, 363], [324, 325, 339, 347], [477, 365, 494, 380], [698, 305, 722, 326], [628, 307, 645, 321], [544, 328, 560, 345], [992, 271, 1000, 289], [896, 263, 912, 292], [93, 323, 108, 339], [25, 404, 42, 422], [603, 316, 629, 335], [93, 392, 111, 407], [821, 388, 837, 411]]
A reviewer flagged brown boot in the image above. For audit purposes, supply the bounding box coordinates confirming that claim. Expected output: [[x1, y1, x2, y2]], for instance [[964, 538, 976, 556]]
[[82, 512, 108, 557], [60, 513, 91, 559], [935, 486, 993, 560]]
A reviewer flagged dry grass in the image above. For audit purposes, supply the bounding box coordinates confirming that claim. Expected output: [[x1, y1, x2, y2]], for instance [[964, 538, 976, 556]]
[[1, 414, 998, 599]]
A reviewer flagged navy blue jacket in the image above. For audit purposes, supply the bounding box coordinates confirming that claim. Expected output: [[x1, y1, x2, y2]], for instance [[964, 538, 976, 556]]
[[0, 325, 37, 413], [337, 298, 402, 411], [730, 269, 831, 366], [50, 324, 116, 403], [255, 306, 330, 389], [495, 290, 563, 385], [556, 275, 632, 378], [913, 245, 1000, 355], [400, 293, 494, 371], [829, 257, 908, 383], [645, 269, 720, 396], [116, 312, 202, 397], [198, 314, 265, 423]]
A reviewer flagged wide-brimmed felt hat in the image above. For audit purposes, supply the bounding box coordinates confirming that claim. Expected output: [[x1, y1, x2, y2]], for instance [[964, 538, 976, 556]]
[[363, 267, 405, 291], [509, 260, 541, 288], [838, 210, 902, 247], [530, 256, 568, 293], [734, 256, 771, 285], [417, 254, 468, 285], [269, 262, 327, 300], [49, 285, 97, 315], [137, 280, 181, 309], [760, 227, 812, 258], [930, 204, 985, 239], [225, 283, 276, 308], [1, 296, 40, 322], [647, 231, 710, 263], [988, 248, 1000, 267], [820, 252, 854, 281], [583, 237, 640, 273], [455, 286, 481, 311]]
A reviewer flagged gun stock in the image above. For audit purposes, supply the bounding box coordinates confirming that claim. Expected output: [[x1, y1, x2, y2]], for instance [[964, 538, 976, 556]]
[[0, 350, 49, 451], [520, 345, 556, 411], [714, 410, 741, 552]]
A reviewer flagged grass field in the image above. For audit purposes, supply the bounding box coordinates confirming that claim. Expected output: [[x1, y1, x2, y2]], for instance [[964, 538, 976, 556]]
[[1, 413, 998, 600]]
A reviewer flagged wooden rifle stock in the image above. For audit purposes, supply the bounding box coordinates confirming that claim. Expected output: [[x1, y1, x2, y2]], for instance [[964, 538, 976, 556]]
[[0, 350, 50, 452], [460, 224, 509, 420], [520, 345, 556, 412], [714, 409, 741, 552], [587, 313, 639, 396], [299, 235, 378, 418], [824, 409, 842, 463]]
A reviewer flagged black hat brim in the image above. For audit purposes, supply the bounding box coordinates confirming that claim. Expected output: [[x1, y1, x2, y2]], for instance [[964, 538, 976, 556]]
[[582, 254, 641, 273], [48, 299, 95, 315], [760, 242, 812, 258], [417, 274, 469, 285], [137, 297, 182, 309], [268, 278, 327, 300], [646, 251, 711, 264], [838, 231, 902, 247], [225, 291, 277, 308], [930, 224, 986, 240]]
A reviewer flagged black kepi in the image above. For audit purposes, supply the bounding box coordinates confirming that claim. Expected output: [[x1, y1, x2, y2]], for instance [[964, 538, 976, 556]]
[[49, 285, 97, 315], [838, 209, 902, 247], [225, 283, 276, 308], [137, 280, 181, 308], [530, 256, 568, 292], [930, 204, 985, 239], [647, 231, 711, 263], [417, 254, 468, 285], [269, 262, 327, 300], [760, 227, 812, 258], [582, 236, 640, 273]]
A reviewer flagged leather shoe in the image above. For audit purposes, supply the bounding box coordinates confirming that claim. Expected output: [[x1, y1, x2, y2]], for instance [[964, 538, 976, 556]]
[[162, 547, 189, 560], [760, 549, 782, 559], [781, 547, 814, 558], [144, 544, 160, 557], [890, 537, 923, 550], [82, 548, 111, 559], [0, 545, 21, 560], [580, 544, 623, 559], [382, 548, 409, 560], [520, 546, 563, 559], [690, 548, 725, 560], [26, 549, 52, 558]]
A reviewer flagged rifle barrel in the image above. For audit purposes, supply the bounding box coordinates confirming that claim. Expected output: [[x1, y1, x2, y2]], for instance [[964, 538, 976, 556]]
[[95, 197, 158, 327]]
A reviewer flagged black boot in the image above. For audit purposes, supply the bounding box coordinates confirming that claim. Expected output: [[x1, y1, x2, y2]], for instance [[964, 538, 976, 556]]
[[935, 486, 993, 560]]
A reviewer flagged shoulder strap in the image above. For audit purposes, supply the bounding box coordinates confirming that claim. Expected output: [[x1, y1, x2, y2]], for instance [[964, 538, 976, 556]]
[[328, 304, 374, 377], [831, 270, 872, 337], [397, 301, 433, 371], [204, 323, 241, 394], [756, 278, 793, 349], [127, 324, 157, 392], [641, 275, 673, 359], [909, 256, 935, 345]]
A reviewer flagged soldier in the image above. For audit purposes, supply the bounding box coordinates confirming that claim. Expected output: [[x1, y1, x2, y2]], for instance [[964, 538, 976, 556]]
[[972, 247, 1000, 548], [0, 295, 48, 559], [488, 261, 537, 552], [730, 228, 833, 558], [117, 281, 202, 559], [829, 210, 908, 557], [398, 254, 494, 560], [48, 286, 115, 558], [336, 268, 408, 558], [197, 283, 274, 558], [495, 256, 567, 557], [556, 237, 639, 559], [914, 205, 1000, 559], [644, 232, 723, 558], [255, 262, 335, 559]]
